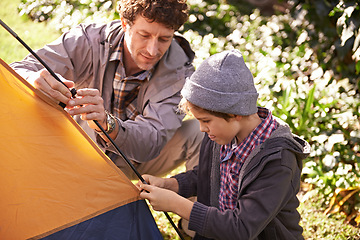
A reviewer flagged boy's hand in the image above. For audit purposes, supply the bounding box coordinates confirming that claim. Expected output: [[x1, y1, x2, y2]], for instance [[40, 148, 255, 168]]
[[138, 183, 193, 221], [138, 184, 178, 212], [136, 174, 179, 193], [137, 174, 167, 188]]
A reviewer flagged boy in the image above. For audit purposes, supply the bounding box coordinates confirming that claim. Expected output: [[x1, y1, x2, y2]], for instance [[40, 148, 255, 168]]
[[138, 50, 310, 240]]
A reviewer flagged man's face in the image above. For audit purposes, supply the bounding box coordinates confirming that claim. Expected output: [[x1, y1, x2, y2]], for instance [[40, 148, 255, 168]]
[[122, 15, 175, 75]]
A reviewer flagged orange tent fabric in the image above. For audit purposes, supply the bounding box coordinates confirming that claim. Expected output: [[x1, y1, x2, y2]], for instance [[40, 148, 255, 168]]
[[0, 58, 143, 239]]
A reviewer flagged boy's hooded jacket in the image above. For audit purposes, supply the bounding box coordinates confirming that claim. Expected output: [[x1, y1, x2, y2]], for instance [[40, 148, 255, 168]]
[[174, 117, 310, 240]]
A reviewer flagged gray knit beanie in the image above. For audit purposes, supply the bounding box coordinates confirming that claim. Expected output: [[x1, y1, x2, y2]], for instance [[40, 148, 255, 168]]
[[181, 49, 258, 116]]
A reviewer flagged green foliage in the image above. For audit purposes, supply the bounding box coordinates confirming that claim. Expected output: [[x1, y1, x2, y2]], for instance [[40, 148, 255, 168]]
[[294, 0, 360, 89], [299, 189, 360, 239], [17, 0, 117, 32], [182, 0, 251, 37]]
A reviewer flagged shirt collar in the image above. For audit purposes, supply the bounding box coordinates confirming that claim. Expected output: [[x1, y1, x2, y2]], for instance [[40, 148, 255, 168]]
[[221, 107, 277, 162]]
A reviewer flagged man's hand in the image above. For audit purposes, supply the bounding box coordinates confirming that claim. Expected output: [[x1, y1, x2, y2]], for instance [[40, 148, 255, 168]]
[[28, 69, 74, 105], [27, 69, 108, 132], [66, 88, 107, 131]]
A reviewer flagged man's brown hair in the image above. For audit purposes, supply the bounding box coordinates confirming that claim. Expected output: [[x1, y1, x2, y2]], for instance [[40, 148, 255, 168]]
[[118, 0, 189, 30]]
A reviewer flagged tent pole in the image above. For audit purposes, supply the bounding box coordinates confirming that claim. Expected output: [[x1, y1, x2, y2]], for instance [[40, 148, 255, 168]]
[[0, 19, 76, 108], [0, 19, 185, 240]]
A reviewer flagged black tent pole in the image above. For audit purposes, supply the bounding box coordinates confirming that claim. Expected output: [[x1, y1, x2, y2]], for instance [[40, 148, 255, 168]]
[[0, 19, 185, 240], [0, 19, 76, 108]]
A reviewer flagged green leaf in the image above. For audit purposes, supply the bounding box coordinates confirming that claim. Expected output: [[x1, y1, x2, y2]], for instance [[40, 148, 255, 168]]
[[356, 61, 360, 74]]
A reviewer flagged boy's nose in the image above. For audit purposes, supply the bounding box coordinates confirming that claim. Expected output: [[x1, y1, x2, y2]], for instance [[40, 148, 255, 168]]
[[199, 124, 208, 133]]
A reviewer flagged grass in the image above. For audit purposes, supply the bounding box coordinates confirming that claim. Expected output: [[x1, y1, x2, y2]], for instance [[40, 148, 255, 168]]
[[0, 0, 60, 64], [2, 1, 359, 239], [299, 189, 360, 240]]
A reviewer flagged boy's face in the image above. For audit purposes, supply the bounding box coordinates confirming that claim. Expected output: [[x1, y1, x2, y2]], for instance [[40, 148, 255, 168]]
[[190, 107, 241, 145], [122, 15, 174, 75]]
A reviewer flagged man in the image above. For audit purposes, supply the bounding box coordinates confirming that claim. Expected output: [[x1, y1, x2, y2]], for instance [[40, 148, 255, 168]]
[[11, 0, 203, 180]]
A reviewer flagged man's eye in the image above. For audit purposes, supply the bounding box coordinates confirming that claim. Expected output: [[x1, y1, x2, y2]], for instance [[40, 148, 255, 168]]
[[159, 38, 170, 43]]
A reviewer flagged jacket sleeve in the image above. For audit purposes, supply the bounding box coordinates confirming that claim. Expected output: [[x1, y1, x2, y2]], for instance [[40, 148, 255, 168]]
[[10, 23, 98, 87], [188, 150, 300, 240], [101, 93, 185, 162], [172, 166, 199, 198]]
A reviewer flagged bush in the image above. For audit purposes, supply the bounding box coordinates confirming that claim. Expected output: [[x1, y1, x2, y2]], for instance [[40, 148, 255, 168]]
[[18, 0, 117, 32], [294, 0, 360, 90]]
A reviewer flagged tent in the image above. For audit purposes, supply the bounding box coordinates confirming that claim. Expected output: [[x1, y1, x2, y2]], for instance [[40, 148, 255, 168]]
[[0, 58, 163, 239]]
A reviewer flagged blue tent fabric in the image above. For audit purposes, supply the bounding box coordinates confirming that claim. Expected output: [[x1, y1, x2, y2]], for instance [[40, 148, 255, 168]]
[[43, 200, 163, 240]]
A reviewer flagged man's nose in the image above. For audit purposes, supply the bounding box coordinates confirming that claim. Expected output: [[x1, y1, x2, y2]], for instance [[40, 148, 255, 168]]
[[146, 39, 158, 56]]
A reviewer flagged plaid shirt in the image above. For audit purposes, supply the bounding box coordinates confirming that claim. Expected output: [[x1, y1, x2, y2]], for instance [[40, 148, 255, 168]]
[[218, 107, 279, 211], [109, 39, 152, 121]]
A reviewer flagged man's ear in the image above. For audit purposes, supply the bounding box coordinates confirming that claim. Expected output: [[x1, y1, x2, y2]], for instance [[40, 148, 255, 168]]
[[120, 18, 127, 30]]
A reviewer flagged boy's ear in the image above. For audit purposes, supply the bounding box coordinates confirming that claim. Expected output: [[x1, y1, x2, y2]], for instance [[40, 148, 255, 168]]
[[234, 115, 243, 121]]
